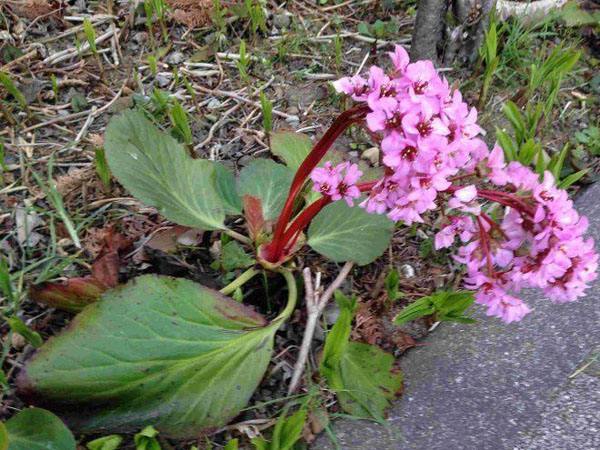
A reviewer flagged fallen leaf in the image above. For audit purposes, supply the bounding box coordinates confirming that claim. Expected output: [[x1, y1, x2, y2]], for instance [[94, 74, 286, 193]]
[[29, 227, 131, 312]]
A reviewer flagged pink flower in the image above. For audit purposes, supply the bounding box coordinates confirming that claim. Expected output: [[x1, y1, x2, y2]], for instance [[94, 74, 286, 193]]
[[448, 186, 481, 215], [476, 287, 532, 324], [435, 216, 476, 249], [311, 162, 341, 198], [310, 161, 363, 207], [487, 145, 509, 186], [389, 45, 409, 74], [332, 75, 370, 101]]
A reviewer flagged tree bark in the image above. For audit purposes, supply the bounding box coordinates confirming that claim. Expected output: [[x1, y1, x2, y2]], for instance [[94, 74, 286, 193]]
[[410, 0, 448, 65], [411, 0, 497, 66]]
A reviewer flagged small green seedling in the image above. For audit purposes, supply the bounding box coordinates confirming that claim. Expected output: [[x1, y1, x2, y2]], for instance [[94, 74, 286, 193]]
[[237, 40, 251, 83], [394, 290, 475, 325], [86, 434, 123, 450], [478, 14, 499, 108], [94, 148, 111, 188], [134, 425, 161, 450], [169, 99, 193, 146], [7, 316, 43, 348], [0, 71, 27, 110], [384, 268, 402, 302], [260, 91, 273, 135]]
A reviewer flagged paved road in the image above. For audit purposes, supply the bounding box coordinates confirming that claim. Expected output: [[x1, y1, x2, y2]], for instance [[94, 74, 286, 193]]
[[314, 183, 600, 450]]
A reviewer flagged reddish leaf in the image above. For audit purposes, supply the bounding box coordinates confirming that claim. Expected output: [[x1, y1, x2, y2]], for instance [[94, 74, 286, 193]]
[[29, 228, 132, 312], [91, 251, 120, 288], [29, 278, 108, 312], [243, 195, 266, 240]]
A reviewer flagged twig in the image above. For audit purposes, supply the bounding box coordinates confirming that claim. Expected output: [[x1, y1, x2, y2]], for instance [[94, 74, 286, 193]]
[[287, 262, 355, 395], [189, 84, 298, 121], [42, 28, 118, 66]]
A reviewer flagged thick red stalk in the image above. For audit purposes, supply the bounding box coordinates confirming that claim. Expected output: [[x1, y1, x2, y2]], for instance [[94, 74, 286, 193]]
[[264, 105, 369, 262], [280, 197, 331, 254], [279, 182, 378, 257]]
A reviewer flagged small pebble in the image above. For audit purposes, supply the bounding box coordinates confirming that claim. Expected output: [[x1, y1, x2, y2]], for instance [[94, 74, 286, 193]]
[[399, 263, 416, 278], [166, 51, 185, 65]]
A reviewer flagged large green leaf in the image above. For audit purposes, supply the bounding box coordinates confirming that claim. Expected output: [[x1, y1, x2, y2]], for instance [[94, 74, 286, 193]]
[[104, 110, 225, 230], [3, 408, 76, 450], [214, 162, 242, 215], [307, 201, 394, 265], [320, 293, 402, 421], [17, 275, 286, 438], [270, 131, 312, 170], [238, 160, 294, 221], [335, 342, 403, 419]]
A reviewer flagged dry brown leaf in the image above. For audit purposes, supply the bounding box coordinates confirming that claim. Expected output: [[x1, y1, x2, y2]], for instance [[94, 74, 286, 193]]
[[11, 0, 61, 20], [167, 0, 214, 28]]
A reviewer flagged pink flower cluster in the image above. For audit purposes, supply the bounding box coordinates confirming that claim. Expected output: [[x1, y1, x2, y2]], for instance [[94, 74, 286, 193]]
[[333, 45, 487, 225], [311, 45, 598, 323], [310, 161, 362, 206], [439, 152, 598, 322]]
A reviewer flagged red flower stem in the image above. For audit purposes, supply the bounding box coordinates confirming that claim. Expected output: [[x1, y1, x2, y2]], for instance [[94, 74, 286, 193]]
[[280, 197, 331, 253], [446, 185, 535, 217], [357, 180, 378, 192], [480, 212, 508, 240], [477, 216, 495, 277], [280, 182, 377, 256], [265, 105, 369, 262]]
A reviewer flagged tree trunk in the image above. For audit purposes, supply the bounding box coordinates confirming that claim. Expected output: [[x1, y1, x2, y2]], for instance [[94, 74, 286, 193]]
[[411, 0, 497, 66], [410, 0, 448, 65]]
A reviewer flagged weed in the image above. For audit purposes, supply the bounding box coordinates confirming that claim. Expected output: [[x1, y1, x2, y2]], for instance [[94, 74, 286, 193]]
[[237, 40, 251, 83], [260, 91, 273, 135]]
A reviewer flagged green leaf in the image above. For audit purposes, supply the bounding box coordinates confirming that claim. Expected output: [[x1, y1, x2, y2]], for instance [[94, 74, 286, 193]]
[[83, 18, 97, 53], [169, 100, 193, 145], [86, 435, 123, 450], [502, 101, 525, 143], [104, 110, 225, 230], [0, 257, 13, 303], [549, 143, 570, 179], [214, 162, 242, 215], [221, 241, 255, 271], [308, 201, 394, 265], [7, 317, 42, 348], [336, 342, 403, 419], [394, 290, 475, 325], [223, 439, 239, 450], [0, 422, 7, 450], [558, 169, 589, 189], [518, 138, 539, 165], [320, 294, 402, 421], [251, 437, 268, 450], [384, 269, 401, 301], [134, 426, 160, 450], [495, 128, 517, 161], [270, 131, 312, 170], [94, 148, 111, 189], [270, 408, 307, 450], [238, 160, 294, 221], [0, 72, 27, 109], [17, 275, 285, 438], [4, 408, 76, 450], [260, 92, 273, 135]]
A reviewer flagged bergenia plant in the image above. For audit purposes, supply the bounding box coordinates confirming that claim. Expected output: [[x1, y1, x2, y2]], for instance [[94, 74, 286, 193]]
[[262, 45, 597, 323], [16, 45, 597, 440]]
